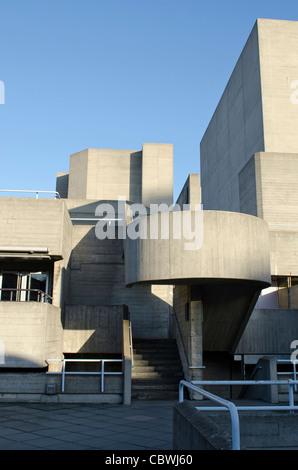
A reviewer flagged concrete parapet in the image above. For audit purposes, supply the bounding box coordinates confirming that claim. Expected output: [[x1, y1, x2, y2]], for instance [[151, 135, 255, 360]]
[[174, 399, 298, 450], [0, 302, 63, 368], [0, 372, 123, 403], [125, 210, 271, 287], [173, 401, 232, 450]]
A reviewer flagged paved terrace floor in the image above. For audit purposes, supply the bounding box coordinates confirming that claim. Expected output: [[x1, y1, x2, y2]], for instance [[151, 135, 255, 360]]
[[0, 400, 175, 450]]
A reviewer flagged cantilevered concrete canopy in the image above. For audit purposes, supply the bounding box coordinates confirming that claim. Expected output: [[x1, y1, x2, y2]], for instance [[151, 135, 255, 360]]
[[125, 210, 271, 352], [125, 210, 271, 287]]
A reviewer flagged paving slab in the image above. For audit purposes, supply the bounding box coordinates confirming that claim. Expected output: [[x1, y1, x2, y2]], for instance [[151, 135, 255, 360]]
[[0, 400, 176, 450]]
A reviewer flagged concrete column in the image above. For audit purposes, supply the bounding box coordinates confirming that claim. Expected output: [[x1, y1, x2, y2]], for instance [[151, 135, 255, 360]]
[[188, 299, 204, 399]]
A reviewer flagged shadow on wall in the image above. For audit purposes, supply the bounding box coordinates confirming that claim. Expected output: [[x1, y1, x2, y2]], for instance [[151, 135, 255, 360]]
[[65, 221, 173, 340], [0, 355, 48, 370]]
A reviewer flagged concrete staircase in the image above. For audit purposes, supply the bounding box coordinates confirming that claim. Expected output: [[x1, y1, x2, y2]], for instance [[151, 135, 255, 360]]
[[131, 339, 184, 400]]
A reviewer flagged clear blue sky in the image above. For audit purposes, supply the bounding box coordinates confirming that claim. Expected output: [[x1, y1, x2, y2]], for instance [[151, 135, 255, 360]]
[[1, 0, 298, 201]]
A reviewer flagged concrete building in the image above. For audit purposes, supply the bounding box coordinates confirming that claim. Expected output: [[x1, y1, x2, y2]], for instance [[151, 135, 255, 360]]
[[200, 18, 298, 374], [0, 18, 297, 405]]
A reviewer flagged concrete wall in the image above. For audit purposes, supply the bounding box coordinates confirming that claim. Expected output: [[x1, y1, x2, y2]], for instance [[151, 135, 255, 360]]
[[141, 143, 173, 207], [0, 198, 68, 257], [239, 152, 298, 277], [200, 20, 264, 212], [235, 308, 298, 355], [67, 150, 89, 199], [0, 373, 123, 401], [173, 400, 298, 450], [67, 148, 142, 202], [176, 174, 201, 209], [258, 19, 298, 154], [63, 305, 124, 354], [52, 200, 73, 309], [0, 198, 73, 310], [56, 172, 69, 199], [200, 19, 298, 214], [256, 152, 298, 277], [67, 223, 172, 338], [0, 302, 63, 368], [66, 144, 173, 205], [173, 401, 232, 450]]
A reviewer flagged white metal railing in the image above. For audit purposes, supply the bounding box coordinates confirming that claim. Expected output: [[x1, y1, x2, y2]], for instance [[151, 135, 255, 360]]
[[179, 380, 241, 450], [46, 358, 123, 392], [277, 359, 297, 390], [0, 288, 52, 303], [129, 321, 134, 368], [179, 379, 298, 451], [0, 190, 60, 199]]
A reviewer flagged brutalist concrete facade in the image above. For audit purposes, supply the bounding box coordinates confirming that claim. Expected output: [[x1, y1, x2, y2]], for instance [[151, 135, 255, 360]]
[[0, 19, 298, 403], [200, 19, 298, 369]]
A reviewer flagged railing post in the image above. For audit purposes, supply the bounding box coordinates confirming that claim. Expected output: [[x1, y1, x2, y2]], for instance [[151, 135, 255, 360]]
[[229, 402, 241, 450], [62, 359, 66, 392], [101, 360, 105, 392], [179, 381, 184, 402], [289, 380, 295, 413]]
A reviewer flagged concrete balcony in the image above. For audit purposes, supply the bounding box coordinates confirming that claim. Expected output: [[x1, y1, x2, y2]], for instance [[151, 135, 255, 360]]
[[0, 302, 63, 368], [125, 210, 271, 287]]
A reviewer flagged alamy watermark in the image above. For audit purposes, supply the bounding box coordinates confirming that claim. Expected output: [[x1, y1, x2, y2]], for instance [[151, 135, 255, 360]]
[[291, 340, 298, 364], [94, 199, 204, 251], [0, 81, 5, 104]]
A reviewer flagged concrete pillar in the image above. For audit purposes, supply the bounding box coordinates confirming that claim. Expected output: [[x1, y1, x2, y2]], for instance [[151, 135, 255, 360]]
[[189, 299, 204, 399], [189, 300, 203, 378]]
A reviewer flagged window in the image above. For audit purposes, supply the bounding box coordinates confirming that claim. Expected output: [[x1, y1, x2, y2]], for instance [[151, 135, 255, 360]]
[[0, 270, 51, 303]]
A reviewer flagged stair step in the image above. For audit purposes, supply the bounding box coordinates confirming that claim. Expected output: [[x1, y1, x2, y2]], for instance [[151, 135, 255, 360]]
[[132, 382, 179, 389], [132, 373, 183, 380], [133, 355, 179, 361], [133, 359, 181, 366], [131, 338, 184, 400], [132, 364, 182, 371]]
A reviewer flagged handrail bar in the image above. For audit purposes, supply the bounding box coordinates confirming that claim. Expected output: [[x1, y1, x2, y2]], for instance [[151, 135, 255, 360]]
[[277, 359, 297, 390], [46, 358, 123, 393], [179, 380, 240, 450], [129, 321, 134, 368], [0, 190, 60, 199], [192, 379, 298, 413], [0, 288, 53, 303], [180, 379, 298, 450]]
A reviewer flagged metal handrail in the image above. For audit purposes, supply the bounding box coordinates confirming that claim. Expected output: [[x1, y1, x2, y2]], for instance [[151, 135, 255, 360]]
[[0, 288, 52, 303], [0, 190, 60, 199], [46, 358, 123, 392], [179, 380, 240, 450], [277, 359, 297, 390], [192, 379, 298, 413], [129, 321, 134, 368], [179, 379, 298, 450]]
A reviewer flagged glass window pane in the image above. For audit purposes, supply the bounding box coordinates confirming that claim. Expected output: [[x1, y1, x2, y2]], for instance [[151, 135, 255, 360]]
[[1, 273, 18, 300]]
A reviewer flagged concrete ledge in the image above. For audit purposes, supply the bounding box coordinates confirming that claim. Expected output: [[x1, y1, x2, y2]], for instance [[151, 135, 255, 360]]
[[174, 400, 298, 450], [0, 393, 122, 404], [173, 401, 232, 450], [0, 372, 124, 403]]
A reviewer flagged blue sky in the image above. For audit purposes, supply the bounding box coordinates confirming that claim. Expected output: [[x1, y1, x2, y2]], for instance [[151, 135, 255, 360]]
[[1, 0, 298, 201]]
